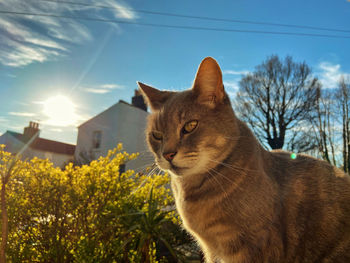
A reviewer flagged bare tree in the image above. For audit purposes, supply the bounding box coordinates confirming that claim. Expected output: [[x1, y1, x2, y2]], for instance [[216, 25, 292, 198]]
[[309, 86, 337, 165], [285, 123, 318, 154], [337, 77, 350, 173], [235, 55, 319, 150]]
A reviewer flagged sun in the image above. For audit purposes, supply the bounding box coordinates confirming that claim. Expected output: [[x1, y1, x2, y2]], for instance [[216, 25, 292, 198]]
[[43, 95, 79, 126]]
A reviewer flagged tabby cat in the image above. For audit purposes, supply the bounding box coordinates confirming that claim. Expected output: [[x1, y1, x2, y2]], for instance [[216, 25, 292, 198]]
[[138, 57, 350, 263]]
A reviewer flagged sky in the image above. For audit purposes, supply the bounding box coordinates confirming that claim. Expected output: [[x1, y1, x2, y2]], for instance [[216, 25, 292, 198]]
[[0, 0, 350, 144]]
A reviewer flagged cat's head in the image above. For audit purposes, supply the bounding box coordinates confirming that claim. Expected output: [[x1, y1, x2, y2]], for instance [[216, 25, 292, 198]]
[[138, 57, 238, 177]]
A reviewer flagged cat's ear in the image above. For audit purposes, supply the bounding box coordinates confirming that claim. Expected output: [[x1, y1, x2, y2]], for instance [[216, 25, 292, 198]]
[[137, 82, 172, 111], [192, 57, 225, 108]]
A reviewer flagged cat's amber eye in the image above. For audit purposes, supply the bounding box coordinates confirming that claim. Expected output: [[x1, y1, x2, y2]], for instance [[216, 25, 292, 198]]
[[182, 120, 198, 134], [152, 131, 163, 140]]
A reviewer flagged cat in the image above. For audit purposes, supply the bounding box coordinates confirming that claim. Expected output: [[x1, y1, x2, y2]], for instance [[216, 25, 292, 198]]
[[137, 57, 350, 263]]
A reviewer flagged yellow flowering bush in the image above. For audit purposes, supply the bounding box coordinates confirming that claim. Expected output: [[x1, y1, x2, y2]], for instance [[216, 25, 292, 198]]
[[0, 144, 197, 262]]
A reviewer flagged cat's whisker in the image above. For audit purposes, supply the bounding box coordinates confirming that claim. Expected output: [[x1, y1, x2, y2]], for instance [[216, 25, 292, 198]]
[[130, 163, 168, 196], [130, 177, 149, 195], [151, 165, 160, 175], [156, 167, 165, 176], [145, 164, 158, 177], [206, 168, 236, 215], [132, 162, 156, 175], [207, 158, 243, 173], [135, 161, 156, 173], [130, 163, 158, 195], [148, 164, 165, 177], [206, 168, 227, 195], [208, 167, 236, 184], [207, 158, 258, 173]]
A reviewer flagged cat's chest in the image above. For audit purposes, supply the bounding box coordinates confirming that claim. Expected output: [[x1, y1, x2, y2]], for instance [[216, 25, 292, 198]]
[[175, 198, 211, 239], [172, 185, 222, 236], [173, 188, 242, 259], [172, 184, 203, 227]]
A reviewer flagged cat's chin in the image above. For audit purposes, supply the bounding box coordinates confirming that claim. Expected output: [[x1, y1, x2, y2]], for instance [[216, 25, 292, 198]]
[[156, 159, 204, 177], [156, 162, 188, 177], [169, 164, 187, 176], [160, 165, 185, 176], [167, 165, 205, 177]]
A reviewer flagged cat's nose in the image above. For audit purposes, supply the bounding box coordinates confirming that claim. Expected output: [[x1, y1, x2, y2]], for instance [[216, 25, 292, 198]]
[[163, 152, 177, 162]]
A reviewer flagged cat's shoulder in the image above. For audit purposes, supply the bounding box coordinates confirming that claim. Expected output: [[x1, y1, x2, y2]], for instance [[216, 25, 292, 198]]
[[271, 149, 329, 166], [269, 149, 349, 183]]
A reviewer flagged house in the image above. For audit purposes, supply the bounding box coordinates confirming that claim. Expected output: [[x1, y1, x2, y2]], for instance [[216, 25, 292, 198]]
[[74, 90, 151, 172], [0, 121, 75, 168]]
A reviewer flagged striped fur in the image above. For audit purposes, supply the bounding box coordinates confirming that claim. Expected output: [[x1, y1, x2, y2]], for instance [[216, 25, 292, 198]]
[[138, 57, 350, 262]]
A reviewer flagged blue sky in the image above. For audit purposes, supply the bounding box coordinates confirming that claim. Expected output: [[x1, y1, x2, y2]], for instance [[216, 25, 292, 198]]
[[0, 0, 350, 144]]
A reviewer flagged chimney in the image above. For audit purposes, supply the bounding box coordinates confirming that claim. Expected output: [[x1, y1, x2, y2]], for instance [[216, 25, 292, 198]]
[[132, 89, 147, 111], [23, 121, 40, 139]]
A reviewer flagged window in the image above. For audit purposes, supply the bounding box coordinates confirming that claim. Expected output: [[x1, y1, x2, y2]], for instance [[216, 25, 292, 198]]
[[92, 131, 102, 149], [119, 164, 126, 174]]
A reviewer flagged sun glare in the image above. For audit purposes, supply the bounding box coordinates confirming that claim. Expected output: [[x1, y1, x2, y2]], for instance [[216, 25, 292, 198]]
[[43, 95, 78, 127]]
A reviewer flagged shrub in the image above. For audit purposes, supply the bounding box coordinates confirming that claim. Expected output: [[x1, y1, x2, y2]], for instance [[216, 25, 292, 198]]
[[0, 144, 198, 262]]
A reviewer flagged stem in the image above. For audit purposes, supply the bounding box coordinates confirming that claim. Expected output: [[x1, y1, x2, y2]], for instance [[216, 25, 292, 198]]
[[0, 179, 8, 263]]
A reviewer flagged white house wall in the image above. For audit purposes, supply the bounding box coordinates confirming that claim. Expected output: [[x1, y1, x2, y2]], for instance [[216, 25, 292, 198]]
[[75, 103, 120, 160], [75, 102, 151, 173], [112, 103, 151, 172]]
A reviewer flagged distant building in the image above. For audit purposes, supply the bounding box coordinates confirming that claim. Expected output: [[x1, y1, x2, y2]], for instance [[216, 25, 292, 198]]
[[0, 121, 75, 168], [74, 90, 151, 172]]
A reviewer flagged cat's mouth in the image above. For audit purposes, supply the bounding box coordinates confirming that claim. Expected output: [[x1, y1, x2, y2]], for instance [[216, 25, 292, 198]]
[[156, 158, 192, 176], [169, 163, 193, 176], [170, 163, 181, 171], [158, 163, 185, 175]]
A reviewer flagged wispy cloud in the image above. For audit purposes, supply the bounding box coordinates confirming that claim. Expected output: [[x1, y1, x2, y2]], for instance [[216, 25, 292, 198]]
[[84, 88, 111, 94], [100, 0, 138, 20], [0, 0, 137, 67], [222, 68, 249, 97], [83, 83, 124, 94], [224, 80, 240, 90], [317, 62, 350, 89], [224, 80, 240, 97], [9, 112, 36, 117], [7, 73, 16, 78], [101, 84, 124, 89], [223, 69, 250, 76], [31, 100, 45, 105], [14, 101, 30, 106]]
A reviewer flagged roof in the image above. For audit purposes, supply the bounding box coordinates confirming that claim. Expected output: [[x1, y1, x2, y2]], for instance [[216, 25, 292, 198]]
[[7, 131, 76, 155]]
